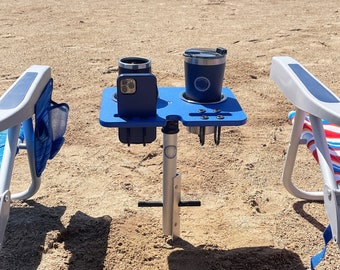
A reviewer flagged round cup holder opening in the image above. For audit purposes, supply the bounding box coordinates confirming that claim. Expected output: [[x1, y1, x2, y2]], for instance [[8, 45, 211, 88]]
[[180, 92, 226, 104]]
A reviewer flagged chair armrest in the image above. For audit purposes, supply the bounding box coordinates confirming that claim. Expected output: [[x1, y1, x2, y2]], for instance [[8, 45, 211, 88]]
[[0, 65, 51, 131], [270, 56, 340, 125]]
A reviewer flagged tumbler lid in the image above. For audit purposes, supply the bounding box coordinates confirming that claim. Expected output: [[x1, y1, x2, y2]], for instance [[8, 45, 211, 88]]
[[184, 47, 227, 65], [118, 56, 151, 70]]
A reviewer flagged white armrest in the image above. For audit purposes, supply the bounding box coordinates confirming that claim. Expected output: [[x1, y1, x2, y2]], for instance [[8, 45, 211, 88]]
[[270, 56, 340, 125], [0, 65, 51, 131]]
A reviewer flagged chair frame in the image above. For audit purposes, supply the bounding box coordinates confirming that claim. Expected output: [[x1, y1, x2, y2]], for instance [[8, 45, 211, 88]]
[[271, 56, 340, 246], [0, 65, 51, 247]]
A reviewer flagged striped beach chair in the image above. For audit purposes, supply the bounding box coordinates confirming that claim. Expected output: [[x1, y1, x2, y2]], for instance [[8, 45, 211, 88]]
[[271, 56, 340, 269]]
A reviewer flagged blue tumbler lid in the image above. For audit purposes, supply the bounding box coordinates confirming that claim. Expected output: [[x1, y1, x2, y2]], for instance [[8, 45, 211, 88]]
[[184, 47, 227, 65]]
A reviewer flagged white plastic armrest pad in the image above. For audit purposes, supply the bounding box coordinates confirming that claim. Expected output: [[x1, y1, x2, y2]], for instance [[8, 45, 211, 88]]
[[270, 56, 340, 125], [0, 65, 51, 131]]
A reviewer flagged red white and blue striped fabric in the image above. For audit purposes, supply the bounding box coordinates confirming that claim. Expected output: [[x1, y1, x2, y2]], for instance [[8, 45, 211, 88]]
[[288, 111, 340, 185]]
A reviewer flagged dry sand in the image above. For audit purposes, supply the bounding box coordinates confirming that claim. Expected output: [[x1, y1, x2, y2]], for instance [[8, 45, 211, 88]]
[[0, 0, 339, 269]]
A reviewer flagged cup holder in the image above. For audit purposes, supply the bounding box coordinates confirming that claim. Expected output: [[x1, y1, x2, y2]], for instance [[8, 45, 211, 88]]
[[180, 92, 226, 104]]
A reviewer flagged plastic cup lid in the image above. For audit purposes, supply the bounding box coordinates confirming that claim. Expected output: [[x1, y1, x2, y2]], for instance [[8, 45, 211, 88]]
[[184, 48, 227, 65]]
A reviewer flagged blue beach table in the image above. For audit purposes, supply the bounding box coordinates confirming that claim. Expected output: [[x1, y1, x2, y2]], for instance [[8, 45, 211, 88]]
[[100, 86, 247, 239]]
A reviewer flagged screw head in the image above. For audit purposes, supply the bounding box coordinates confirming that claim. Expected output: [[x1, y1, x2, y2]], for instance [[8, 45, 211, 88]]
[[327, 190, 332, 200]]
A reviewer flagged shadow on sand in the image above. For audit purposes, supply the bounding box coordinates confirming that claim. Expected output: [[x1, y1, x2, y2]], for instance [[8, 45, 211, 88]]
[[62, 211, 112, 270], [0, 201, 111, 270], [293, 200, 325, 233], [167, 238, 305, 270]]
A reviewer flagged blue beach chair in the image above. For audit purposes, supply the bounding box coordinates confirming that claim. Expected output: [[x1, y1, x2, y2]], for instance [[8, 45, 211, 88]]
[[270, 56, 340, 269], [0, 65, 69, 248]]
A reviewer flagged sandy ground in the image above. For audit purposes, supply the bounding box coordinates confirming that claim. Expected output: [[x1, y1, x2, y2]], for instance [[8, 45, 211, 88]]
[[0, 0, 339, 269]]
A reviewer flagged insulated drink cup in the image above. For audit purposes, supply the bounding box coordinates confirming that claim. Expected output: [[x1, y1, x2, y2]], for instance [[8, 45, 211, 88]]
[[118, 56, 151, 74], [183, 47, 227, 103]]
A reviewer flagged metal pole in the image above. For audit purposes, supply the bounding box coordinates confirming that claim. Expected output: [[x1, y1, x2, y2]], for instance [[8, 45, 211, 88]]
[[162, 121, 179, 236], [11, 118, 41, 200], [0, 124, 21, 193]]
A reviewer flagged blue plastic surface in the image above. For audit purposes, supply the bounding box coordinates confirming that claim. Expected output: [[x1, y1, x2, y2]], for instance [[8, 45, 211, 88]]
[[289, 64, 339, 103], [100, 87, 247, 128]]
